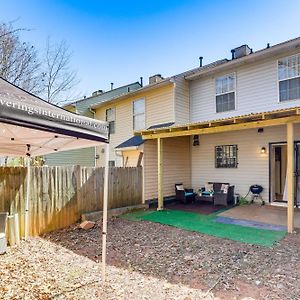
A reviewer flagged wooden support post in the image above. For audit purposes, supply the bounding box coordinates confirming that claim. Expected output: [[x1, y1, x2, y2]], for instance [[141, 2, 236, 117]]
[[287, 122, 295, 233], [14, 213, 20, 246], [157, 138, 164, 210]]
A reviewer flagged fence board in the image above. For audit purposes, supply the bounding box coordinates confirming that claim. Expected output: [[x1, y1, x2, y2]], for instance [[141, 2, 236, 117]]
[[0, 166, 142, 236]]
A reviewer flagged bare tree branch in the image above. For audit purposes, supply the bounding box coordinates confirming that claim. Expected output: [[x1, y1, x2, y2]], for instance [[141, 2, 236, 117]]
[[41, 37, 79, 104], [0, 22, 42, 93]]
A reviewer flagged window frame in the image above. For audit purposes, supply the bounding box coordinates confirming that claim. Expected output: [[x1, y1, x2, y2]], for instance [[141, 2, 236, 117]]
[[215, 144, 238, 168], [277, 53, 300, 103], [215, 72, 236, 113], [106, 107, 116, 134], [133, 98, 145, 131]]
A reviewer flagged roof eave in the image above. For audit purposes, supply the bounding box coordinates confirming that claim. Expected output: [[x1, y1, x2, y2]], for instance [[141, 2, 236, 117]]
[[91, 80, 174, 109], [186, 37, 300, 80]]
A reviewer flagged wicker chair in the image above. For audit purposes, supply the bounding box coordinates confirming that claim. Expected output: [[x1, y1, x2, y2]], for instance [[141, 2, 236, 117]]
[[210, 182, 235, 206], [175, 183, 196, 204]]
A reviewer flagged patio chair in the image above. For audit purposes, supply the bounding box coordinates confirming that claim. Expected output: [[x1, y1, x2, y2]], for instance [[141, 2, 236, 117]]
[[175, 183, 196, 204], [0, 212, 8, 254], [210, 182, 235, 206]]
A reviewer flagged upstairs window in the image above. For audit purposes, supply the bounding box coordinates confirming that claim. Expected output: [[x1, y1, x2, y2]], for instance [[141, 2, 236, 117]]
[[215, 73, 236, 113], [133, 98, 145, 131], [106, 108, 115, 134], [215, 145, 238, 168], [278, 54, 300, 102]]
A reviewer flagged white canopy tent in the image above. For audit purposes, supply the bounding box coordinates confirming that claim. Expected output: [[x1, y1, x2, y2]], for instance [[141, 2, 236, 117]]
[[0, 77, 110, 282]]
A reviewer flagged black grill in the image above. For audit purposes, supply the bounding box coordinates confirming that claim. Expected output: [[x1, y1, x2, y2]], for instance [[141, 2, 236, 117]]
[[250, 184, 263, 195]]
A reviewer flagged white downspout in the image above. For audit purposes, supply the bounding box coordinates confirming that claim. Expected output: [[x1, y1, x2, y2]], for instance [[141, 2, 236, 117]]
[[102, 142, 110, 283], [24, 157, 31, 240]]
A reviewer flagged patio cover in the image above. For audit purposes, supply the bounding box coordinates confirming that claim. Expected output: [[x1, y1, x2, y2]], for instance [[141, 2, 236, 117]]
[[0, 77, 110, 282]]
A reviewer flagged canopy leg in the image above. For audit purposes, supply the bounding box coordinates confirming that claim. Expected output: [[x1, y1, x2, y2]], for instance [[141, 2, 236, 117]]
[[25, 157, 31, 240], [102, 143, 109, 283]]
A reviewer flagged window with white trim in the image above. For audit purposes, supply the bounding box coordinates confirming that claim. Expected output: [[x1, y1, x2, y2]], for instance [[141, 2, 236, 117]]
[[106, 108, 115, 134], [133, 98, 145, 131], [215, 73, 235, 113], [278, 54, 300, 102]]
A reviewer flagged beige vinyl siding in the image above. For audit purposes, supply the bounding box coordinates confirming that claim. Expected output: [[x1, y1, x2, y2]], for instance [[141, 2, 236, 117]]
[[95, 99, 133, 166], [174, 77, 190, 124], [190, 51, 300, 123], [144, 136, 191, 201], [145, 85, 175, 127], [95, 84, 175, 166], [191, 124, 300, 202], [122, 149, 143, 167]]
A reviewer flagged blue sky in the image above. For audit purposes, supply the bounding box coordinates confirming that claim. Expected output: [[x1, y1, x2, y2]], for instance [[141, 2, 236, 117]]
[[1, 0, 300, 99]]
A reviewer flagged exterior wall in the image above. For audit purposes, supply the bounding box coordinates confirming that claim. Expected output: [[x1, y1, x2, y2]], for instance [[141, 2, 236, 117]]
[[121, 149, 143, 167], [190, 50, 300, 123], [95, 84, 175, 166], [144, 136, 191, 201], [191, 124, 300, 202], [44, 82, 141, 167], [174, 77, 190, 124], [44, 147, 95, 167]]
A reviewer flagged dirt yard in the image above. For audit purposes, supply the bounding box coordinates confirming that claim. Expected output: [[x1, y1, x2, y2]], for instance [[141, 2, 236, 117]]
[[1, 217, 300, 299]]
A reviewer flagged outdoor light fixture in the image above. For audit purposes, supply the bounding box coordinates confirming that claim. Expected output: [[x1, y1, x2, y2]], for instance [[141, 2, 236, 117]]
[[193, 135, 200, 146], [261, 147, 266, 154]]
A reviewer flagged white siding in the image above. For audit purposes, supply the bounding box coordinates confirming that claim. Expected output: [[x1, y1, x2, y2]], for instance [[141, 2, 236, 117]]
[[144, 137, 191, 201], [191, 124, 300, 202], [174, 77, 190, 124], [190, 52, 300, 123]]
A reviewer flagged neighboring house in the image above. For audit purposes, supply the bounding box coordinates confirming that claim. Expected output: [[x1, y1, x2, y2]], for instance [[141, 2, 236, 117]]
[[136, 37, 300, 233], [43, 81, 141, 166]]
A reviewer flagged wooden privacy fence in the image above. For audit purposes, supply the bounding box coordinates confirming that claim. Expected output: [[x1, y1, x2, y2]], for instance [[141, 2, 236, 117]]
[[0, 166, 143, 236]]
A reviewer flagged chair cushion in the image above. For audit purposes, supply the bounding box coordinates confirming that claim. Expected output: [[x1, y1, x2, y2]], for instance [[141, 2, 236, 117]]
[[176, 185, 184, 191], [185, 192, 194, 197], [221, 184, 229, 194], [202, 191, 214, 196]]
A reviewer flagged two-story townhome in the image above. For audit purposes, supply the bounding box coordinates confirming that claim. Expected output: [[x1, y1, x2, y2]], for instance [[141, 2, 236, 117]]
[[91, 61, 226, 201], [43, 81, 141, 166], [138, 36, 300, 232]]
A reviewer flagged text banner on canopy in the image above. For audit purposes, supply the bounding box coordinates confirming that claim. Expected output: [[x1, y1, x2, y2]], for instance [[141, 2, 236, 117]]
[[0, 78, 109, 143]]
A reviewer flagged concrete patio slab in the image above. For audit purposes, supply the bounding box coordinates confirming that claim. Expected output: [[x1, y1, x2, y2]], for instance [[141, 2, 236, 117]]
[[219, 204, 300, 229]]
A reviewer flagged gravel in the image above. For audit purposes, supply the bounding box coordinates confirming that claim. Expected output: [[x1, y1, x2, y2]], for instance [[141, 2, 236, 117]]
[[1, 216, 300, 299]]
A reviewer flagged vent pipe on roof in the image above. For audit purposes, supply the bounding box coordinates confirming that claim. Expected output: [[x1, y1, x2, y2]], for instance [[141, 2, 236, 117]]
[[231, 49, 235, 60], [140, 77, 143, 87], [199, 56, 203, 67], [110, 82, 114, 90]]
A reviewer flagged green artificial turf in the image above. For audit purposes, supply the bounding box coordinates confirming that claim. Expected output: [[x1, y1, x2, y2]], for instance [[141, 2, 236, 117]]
[[121, 209, 286, 247]]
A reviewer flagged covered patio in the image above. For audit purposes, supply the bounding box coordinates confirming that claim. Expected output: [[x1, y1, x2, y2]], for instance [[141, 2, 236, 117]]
[[137, 106, 300, 233]]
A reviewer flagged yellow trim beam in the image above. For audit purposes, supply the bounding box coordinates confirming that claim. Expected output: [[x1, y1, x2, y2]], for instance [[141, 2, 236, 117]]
[[142, 115, 300, 140]]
